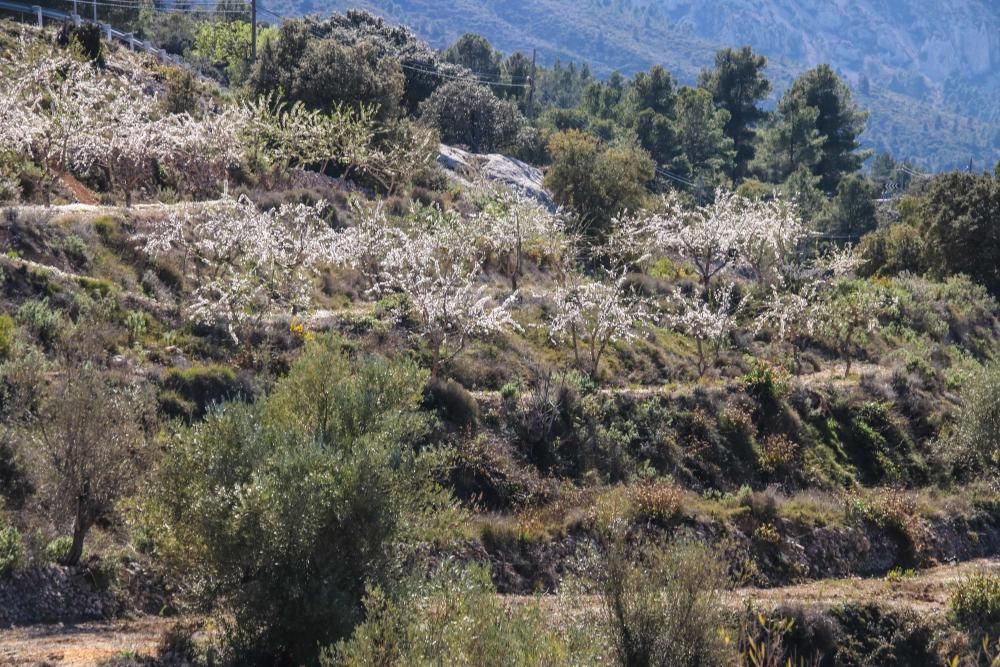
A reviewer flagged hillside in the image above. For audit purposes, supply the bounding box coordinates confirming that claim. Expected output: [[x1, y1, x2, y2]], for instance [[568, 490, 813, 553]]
[[2, 18, 1000, 666], [267, 0, 1000, 172]]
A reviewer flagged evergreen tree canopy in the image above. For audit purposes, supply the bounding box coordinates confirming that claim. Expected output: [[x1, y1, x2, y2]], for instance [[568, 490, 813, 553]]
[[698, 46, 771, 181]]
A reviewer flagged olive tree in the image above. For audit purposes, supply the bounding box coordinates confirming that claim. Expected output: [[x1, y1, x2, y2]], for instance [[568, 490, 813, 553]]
[[28, 366, 151, 566], [152, 337, 457, 663], [419, 79, 526, 153]]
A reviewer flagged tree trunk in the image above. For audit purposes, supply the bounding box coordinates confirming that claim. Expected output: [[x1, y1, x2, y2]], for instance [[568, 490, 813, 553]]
[[64, 509, 89, 566]]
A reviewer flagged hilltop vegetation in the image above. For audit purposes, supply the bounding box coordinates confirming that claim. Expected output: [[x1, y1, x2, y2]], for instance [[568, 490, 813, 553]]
[[265, 0, 1000, 172], [0, 14, 999, 666]]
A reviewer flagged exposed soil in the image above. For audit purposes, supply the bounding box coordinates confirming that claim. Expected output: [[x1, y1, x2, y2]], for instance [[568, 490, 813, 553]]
[[0, 616, 177, 666]]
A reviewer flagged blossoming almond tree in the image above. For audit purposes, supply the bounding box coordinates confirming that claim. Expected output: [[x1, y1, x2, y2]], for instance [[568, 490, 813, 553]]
[[140, 195, 335, 344], [755, 283, 820, 374], [0, 41, 109, 205], [475, 186, 569, 290], [329, 198, 406, 290], [547, 272, 654, 380], [661, 189, 746, 292], [374, 232, 520, 376], [668, 283, 747, 377], [166, 107, 246, 199], [739, 197, 805, 285], [816, 279, 898, 378]]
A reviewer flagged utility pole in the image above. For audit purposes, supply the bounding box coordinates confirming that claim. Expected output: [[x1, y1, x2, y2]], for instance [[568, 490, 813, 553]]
[[527, 47, 536, 120], [250, 0, 257, 64]]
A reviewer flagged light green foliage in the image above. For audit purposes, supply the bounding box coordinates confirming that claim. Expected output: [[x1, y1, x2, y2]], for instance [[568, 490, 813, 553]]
[[0, 524, 22, 577], [949, 574, 1000, 636], [817, 279, 898, 377], [152, 335, 459, 663], [193, 20, 276, 86], [0, 313, 13, 360], [543, 129, 654, 237], [15, 299, 62, 347], [943, 363, 1000, 480], [596, 535, 730, 667], [44, 535, 74, 564], [329, 564, 603, 666]]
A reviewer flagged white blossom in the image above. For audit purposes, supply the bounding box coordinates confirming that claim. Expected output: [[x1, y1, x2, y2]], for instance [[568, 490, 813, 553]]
[[547, 272, 653, 379], [139, 195, 335, 343], [668, 283, 746, 376], [474, 186, 570, 289], [375, 232, 520, 376]]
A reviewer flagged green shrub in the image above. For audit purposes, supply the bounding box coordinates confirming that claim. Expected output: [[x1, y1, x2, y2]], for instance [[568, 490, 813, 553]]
[[943, 363, 1000, 480], [151, 335, 458, 664], [62, 234, 90, 266], [329, 564, 601, 665], [0, 314, 14, 360], [499, 381, 519, 401], [595, 535, 730, 667], [78, 276, 115, 296], [949, 574, 1000, 636], [92, 216, 116, 242], [159, 364, 243, 419], [424, 377, 479, 428], [45, 536, 75, 564], [124, 310, 148, 342], [0, 524, 23, 577], [16, 298, 63, 346], [742, 360, 789, 416]]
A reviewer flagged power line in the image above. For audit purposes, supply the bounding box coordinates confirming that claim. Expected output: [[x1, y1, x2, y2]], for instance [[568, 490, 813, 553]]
[[399, 62, 529, 89], [654, 167, 696, 188]]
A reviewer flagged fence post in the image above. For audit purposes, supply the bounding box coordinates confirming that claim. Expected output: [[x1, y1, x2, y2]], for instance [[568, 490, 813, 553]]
[[32, 5, 41, 27]]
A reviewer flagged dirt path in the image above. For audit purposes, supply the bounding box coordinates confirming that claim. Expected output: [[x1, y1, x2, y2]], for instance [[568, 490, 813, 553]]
[[728, 557, 1000, 616], [0, 616, 178, 666]]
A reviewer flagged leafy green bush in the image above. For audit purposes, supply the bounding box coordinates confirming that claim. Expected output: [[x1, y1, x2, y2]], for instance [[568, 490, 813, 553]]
[[16, 298, 63, 347], [45, 536, 74, 564], [151, 335, 459, 664], [949, 574, 1000, 636], [419, 79, 526, 153], [0, 313, 14, 360], [942, 363, 1000, 480], [159, 364, 244, 420], [424, 376, 479, 428], [328, 564, 602, 665], [0, 524, 23, 577], [595, 536, 730, 667]]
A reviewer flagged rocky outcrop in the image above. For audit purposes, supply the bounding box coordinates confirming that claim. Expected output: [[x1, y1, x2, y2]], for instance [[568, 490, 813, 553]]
[[436, 144, 555, 210]]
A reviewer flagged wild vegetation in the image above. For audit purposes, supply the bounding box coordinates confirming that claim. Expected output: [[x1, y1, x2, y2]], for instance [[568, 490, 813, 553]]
[[0, 11, 999, 667]]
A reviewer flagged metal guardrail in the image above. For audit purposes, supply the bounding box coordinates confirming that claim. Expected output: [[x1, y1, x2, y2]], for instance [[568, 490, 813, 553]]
[[0, 0, 192, 70]]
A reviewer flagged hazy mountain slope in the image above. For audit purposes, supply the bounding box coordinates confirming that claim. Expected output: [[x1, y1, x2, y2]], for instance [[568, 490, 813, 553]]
[[265, 0, 1000, 172]]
